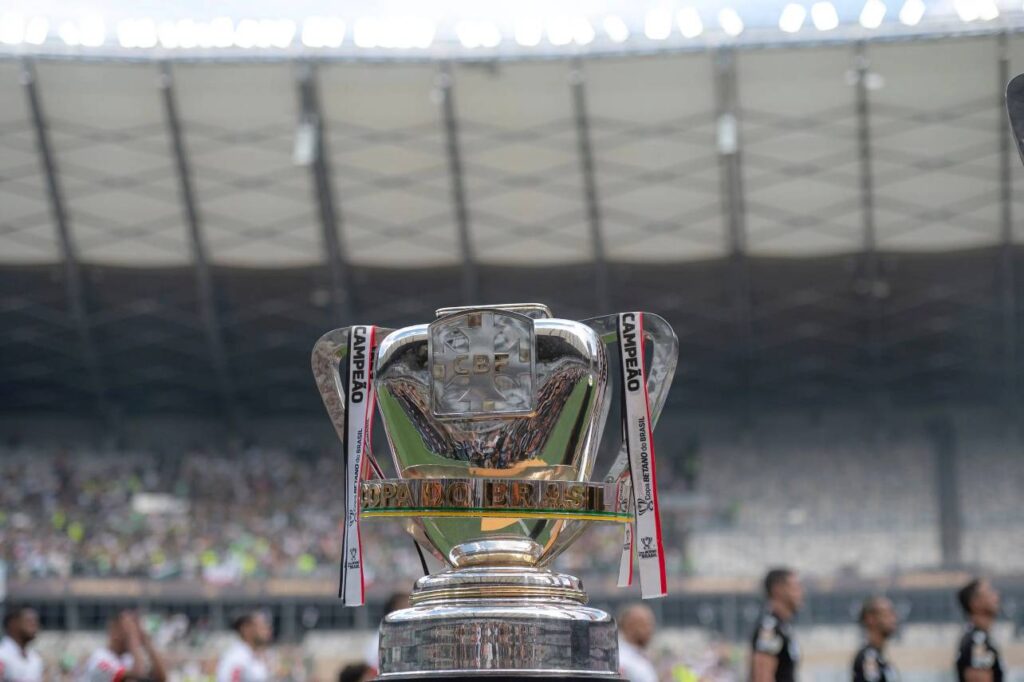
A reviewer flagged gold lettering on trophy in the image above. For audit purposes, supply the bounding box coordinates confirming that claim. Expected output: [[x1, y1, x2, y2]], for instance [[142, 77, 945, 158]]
[[565, 484, 586, 510], [445, 480, 471, 507], [362, 482, 382, 509], [421, 480, 443, 507], [542, 482, 562, 509], [494, 353, 509, 373], [473, 355, 489, 373], [380, 481, 397, 507], [394, 482, 413, 508], [489, 481, 509, 508], [510, 481, 535, 508]]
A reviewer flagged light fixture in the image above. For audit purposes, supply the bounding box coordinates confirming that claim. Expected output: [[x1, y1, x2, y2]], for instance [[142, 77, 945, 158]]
[[58, 20, 80, 45], [571, 17, 595, 45], [353, 17, 380, 48], [210, 17, 234, 48], [811, 1, 839, 30], [677, 8, 704, 38], [644, 7, 673, 40], [953, 0, 979, 21], [718, 8, 744, 36], [514, 17, 543, 46], [0, 13, 25, 45], [24, 16, 48, 45], [603, 15, 629, 42], [898, 0, 925, 25], [779, 4, 807, 33], [859, 0, 887, 28], [233, 18, 260, 48], [977, 0, 999, 20], [546, 16, 573, 46], [79, 16, 106, 47]]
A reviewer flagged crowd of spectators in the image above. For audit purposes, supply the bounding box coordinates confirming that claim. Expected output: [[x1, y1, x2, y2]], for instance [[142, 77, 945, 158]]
[[3, 414, 1023, 586]]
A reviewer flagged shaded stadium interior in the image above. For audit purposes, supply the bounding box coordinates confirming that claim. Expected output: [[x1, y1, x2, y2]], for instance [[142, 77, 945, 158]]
[[3, 34, 1024, 638]]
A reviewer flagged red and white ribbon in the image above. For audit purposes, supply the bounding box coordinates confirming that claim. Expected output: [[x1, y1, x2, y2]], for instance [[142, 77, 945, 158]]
[[616, 312, 667, 599], [341, 325, 377, 606]]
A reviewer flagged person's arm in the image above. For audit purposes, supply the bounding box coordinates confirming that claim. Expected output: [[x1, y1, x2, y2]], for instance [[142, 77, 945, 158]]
[[138, 623, 166, 682], [121, 613, 149, 682], [751, 652, 779, 682]]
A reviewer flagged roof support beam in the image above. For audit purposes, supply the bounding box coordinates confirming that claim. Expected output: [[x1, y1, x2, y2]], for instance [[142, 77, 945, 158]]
[[159, 62, 241, 430], [854, 42, 886, 420], [21, 60, 115, 429], [569, 60, 611, 314], [297, 63, 354, 322], [997, 32, 1017, 420], [437, 64, 478, 305], [714, 49, 753, 423]]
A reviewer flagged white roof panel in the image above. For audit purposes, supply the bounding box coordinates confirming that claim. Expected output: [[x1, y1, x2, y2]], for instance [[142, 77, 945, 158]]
[[173, 63, 321, 266], [37, 62, 189, 266], [0, 62, 59, 264], [454, 61, 590, 265], [586, 53, 725, 261], [320, 63, 457, 267], [740, 46, 862, 256], [871, 37, 1001, 250]]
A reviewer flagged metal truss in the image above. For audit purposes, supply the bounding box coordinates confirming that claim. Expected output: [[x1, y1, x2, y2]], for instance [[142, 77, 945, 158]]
[[1, 35, 1023, 424]]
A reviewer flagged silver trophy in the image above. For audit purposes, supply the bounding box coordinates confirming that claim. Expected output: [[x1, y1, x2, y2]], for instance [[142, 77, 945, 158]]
[[312, 303, 678, 679]]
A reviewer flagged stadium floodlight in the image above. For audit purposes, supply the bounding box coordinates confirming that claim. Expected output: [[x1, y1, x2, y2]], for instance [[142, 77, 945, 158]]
[[859, 0, 887, 28], [953, 0, 979, 20], [546, 16, 573, 46], [677, 8, 704, 38], [571, 17, 595, 45], [79, 16, 106, 47], [779, 4, 807, 33], [353, 17, 380, 48], [478, 21, 501, 47], [59, 20, 80, 46], [177, 19, 200, 49], [210, 17, 234, 48], [268, 19, 296, 48], [644, 6, 673, 39], [117, 19, 157, 48], [811, 1, 840, 29], [157, 21, 178, 48], [0, 13, 25, 45], [24, 16, 48, 45], [233, 18, 260, 48], [602, 15, 629, 43], [718, 7, 744, 36], [898, 0, 925, 25], [514, 17, 543, 46], [977, 0, 999, 19], [457, 20, 500, 48]]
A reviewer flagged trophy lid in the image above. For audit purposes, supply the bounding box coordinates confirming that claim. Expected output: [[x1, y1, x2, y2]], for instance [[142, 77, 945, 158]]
[[435, 303, 553, 319]]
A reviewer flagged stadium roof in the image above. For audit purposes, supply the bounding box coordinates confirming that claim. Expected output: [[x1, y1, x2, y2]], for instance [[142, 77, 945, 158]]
[[1, 34, 1023, 426]]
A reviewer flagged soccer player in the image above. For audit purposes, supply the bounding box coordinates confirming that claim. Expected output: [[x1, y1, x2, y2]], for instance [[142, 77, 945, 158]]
[[79, 610, 166, 682], [956, 578, 1003, 682], [617, 603, 657, 682], [216, 611, 273, 682], [751, 567, 803, 682], [0, 607, 43, 682], [852, 596, 899, 682]]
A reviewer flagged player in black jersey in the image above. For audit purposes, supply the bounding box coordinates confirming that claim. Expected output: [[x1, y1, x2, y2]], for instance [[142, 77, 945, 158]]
[[751, 567, 803, 682], [956, 578, 1003, 682], [852, 596, 899, 682]]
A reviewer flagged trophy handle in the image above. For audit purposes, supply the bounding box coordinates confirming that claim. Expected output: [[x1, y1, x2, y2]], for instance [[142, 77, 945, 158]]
[[581, 313, 679, 483], [311, 327, 358, 448], [312, 326, 447, 566]]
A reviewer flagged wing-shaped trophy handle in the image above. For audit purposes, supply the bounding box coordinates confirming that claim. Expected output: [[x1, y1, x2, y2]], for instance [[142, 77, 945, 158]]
[[1006, 73, 1024, 168], [312, 327, 446, 566], [582, 313, 679, 483]]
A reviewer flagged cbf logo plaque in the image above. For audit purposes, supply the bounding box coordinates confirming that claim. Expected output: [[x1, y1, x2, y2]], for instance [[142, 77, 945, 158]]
[[428, 309, 535, 418]]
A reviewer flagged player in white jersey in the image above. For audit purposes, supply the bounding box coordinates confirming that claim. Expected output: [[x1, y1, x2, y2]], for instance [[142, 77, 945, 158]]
[[216, 611, 272, 682], [78, 611, 166, 682], [0, 607, 43, 682]]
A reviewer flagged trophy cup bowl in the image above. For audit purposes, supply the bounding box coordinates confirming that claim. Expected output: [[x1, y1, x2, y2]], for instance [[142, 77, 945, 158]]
[[312, 303, 678, 680]]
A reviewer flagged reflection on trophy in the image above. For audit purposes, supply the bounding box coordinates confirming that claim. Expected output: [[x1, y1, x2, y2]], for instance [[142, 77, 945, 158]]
[[312, 303, 678, 679]]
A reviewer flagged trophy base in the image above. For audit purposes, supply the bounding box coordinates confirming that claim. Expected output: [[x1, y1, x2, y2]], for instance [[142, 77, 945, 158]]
[[378, 567, 619, 679]]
